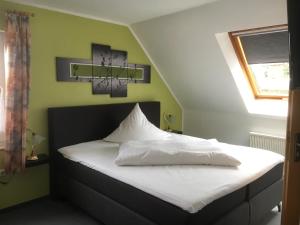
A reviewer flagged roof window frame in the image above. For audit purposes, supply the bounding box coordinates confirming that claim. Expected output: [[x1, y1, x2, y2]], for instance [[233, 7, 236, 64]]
[[229, 24, 289, 100]]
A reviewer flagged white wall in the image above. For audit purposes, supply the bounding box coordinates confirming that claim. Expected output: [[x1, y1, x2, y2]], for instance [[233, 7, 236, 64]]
[[132, 0, 288, 146], [184, 109, 287, 146]]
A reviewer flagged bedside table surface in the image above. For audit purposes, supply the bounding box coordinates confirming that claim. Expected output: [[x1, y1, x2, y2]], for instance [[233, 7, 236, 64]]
[[26, 153, 49, 168], [170, 130, 183, 134]]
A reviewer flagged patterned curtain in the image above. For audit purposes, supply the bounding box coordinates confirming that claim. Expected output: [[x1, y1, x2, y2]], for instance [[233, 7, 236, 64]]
[[4, 12, 31, 173]]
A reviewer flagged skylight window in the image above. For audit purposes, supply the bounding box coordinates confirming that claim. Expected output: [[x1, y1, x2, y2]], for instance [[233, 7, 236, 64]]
[[229, 26, 289, 99]]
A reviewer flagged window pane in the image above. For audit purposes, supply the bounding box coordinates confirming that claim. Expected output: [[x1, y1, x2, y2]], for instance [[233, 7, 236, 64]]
[[249, 63, 289, 96]]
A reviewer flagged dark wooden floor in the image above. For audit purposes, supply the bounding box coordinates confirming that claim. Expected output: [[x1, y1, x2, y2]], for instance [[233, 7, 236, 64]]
[[0, 198, 280, 225], [0, 198, 102, 225]]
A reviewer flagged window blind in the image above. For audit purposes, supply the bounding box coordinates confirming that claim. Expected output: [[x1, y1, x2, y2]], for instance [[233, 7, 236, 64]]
[[240, 30, 289, 64]]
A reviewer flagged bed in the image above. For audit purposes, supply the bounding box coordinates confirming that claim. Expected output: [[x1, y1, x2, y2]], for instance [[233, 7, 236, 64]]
[[48, 101, 283, 225]]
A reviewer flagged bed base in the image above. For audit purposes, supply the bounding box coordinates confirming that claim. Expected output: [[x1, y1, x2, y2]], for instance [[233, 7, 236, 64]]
[[67, 178, 157, 225], [54, 173, 281, 225], [249, 179, 283, 225], [48, 102, 282, 225], [63, 176, 251, 225]]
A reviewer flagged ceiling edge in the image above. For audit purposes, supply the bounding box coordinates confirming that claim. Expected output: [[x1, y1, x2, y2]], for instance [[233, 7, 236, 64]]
[[4, 0, 128, 26], [128, 25, 184, 113]]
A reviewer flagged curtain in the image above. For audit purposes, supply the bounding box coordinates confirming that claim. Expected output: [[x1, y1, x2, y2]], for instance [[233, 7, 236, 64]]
[[4, 12, 31, 173], [0, 32, 5, 147]]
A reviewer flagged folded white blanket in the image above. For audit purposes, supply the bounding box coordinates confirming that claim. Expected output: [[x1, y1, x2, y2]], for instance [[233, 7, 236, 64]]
[[115, 136, 241, 167]]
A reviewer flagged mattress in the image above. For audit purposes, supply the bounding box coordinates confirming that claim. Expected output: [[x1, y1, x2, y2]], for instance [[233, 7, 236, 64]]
[[58, 139, 283, 212]]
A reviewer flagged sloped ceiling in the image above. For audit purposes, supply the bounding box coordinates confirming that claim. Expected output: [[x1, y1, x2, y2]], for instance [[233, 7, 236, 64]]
[[6, 0, 218, 25], [131, 0, 287, 113]]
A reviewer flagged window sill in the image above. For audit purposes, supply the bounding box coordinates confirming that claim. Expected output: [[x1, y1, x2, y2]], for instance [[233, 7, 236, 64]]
[[247, 98, 288, 119]]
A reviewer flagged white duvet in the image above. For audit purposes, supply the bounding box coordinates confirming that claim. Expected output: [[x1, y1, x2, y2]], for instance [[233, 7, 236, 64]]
[[58, 134, 284, 213], [115, 136, 241, 167]]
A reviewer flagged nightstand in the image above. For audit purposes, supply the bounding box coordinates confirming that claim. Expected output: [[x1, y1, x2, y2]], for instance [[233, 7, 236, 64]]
[[26, 153, 49, 168], [169, 130, 183, 134]]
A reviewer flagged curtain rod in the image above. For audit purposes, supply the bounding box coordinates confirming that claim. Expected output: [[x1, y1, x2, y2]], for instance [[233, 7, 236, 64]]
[[3, 10, 35, 17]]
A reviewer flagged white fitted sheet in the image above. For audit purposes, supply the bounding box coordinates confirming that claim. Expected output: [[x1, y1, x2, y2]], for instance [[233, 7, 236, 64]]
[[58, 136, 284, 213]]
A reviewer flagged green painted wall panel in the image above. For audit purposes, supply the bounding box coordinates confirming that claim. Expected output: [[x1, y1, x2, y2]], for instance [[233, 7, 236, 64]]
[[0, 1, 182, 209]]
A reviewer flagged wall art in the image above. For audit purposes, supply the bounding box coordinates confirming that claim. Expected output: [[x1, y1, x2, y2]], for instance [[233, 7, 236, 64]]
[[56, 43, 151, 97]]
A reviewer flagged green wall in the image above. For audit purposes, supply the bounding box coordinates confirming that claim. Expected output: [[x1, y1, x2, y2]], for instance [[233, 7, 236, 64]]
[[0, 1, 182, 209]]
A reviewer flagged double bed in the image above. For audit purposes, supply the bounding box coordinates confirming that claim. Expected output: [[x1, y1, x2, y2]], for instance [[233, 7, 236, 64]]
[[48, 101, 284, 225]]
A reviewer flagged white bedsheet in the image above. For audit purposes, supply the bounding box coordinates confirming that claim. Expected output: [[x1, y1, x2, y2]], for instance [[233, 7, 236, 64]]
[[58, 135, 284, 213]]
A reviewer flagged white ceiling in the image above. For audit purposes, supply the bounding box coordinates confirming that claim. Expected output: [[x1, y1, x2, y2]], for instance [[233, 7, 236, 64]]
[[7, 0, 218, 25]]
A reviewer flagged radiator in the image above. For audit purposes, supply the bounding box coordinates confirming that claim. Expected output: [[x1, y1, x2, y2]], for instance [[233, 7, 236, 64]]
[[249, 132, 286, 156]]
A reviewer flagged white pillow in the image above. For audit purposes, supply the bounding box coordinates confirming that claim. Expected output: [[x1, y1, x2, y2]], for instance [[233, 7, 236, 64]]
[[115, 139, 241, 167], [103, 103, 170, 143]]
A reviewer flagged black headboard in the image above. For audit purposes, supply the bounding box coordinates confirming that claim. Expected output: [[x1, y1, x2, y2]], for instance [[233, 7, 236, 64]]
[[48, 101, 160, 152]]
